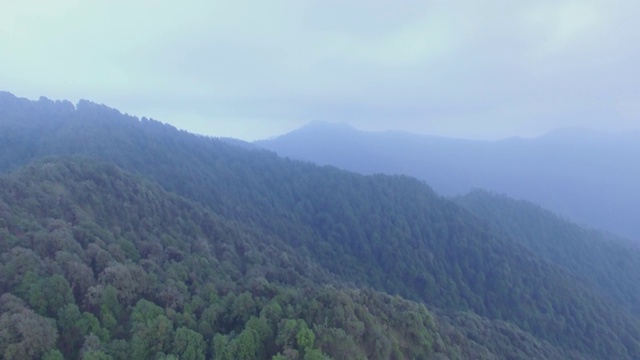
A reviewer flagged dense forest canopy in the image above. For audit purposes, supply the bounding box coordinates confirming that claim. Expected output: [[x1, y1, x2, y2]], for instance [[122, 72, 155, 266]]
[[456, 190, 640, 316], [255, 121, 640, 241], [1, 92, 640, 359]]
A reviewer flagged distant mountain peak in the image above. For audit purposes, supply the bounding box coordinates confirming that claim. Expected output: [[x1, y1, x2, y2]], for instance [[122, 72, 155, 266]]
[[299, 120, 357, 131], [257, 121, 359, 143]]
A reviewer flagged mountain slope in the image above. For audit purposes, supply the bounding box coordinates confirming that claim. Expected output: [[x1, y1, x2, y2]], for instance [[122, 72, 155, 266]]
[[0, 158, 590, 360], [0, 158, 436, 359], [456, 190, 640, 316], [255, 121, 640, 241], [2, 92, 640, 358]]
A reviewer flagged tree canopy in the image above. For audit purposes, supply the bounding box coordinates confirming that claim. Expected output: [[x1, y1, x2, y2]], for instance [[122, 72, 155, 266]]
[[1, 92, 640, 359]]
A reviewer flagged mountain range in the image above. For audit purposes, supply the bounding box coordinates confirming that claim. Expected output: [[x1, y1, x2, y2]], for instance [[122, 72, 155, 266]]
[[256, 121, 640, 241], [1, 91, 640, 359]]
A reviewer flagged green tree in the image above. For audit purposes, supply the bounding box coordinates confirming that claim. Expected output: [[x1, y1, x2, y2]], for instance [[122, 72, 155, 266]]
[[131, 302, 174, 360], [43, 349, 65, 360], [235, 327, 260, 360], [172, 326, 205, 360], [303, 348, 326, 360], [131, 299, 164, 323], [99, 285, 123, 336], [27, 274, 74, 318], [296, 323, 315, 349], [211, 334, 231, 360]]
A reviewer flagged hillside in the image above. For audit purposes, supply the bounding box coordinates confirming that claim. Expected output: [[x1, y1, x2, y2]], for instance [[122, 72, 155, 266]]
[[456, 190, 640, 316], [255, 121, 640, 241], [0, 158, 591, 360], [0, 158, 444, 359], [2, 92, 640, 358]]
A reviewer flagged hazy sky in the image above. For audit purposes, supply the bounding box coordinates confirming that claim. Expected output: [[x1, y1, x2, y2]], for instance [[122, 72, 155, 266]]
[[2, 1, 639, 140]]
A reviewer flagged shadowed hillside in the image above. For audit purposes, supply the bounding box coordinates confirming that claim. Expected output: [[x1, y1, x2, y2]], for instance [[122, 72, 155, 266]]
[[256, 121, 640, 241], [456, 190, 640, 316]]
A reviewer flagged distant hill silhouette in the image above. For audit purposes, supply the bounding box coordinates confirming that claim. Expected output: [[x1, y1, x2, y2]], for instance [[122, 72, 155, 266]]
[[256, 121, 640, 241]]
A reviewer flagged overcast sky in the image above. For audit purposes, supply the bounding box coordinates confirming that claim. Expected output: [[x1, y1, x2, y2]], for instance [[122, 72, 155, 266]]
[[1, 1, 639, 140]]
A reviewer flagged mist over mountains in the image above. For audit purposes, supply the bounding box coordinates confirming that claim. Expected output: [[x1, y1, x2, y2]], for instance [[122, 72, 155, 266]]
[[256, 121, 640, 241], [2, 91, 640, 359]]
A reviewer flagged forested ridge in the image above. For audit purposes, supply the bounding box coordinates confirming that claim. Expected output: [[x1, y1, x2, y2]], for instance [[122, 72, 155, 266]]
[[0, 159, 450, 359], [255, 120, 640, 241], [1, 92, 640, 359], [456, 190, 640, 316], [1, 159, 594, 359]]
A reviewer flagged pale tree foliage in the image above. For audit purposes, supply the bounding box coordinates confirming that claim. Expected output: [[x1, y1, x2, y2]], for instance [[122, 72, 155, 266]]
[[98, 263, 149, 306], [55, 251, 96, 301], [0, 294, 58, 359]]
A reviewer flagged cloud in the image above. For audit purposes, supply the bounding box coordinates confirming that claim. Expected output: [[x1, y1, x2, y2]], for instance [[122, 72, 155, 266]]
[[1, 0, 639, 140]]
